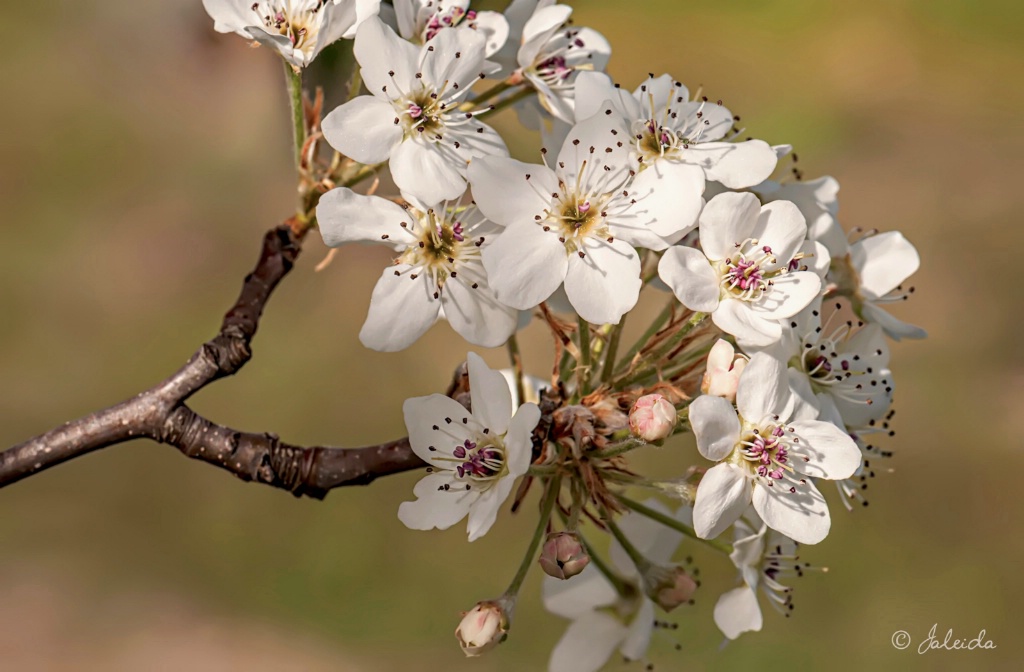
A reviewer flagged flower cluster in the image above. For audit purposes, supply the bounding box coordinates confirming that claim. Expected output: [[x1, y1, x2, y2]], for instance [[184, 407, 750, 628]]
[[203, 0, 924, 668]]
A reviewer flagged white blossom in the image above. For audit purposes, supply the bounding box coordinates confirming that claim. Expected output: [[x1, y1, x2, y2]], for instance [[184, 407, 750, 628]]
[[574, 72, 778, 191], [470, 101, 703, 325], [513, 4, 611, 123], [831, 231, 926, 340], [689, 353, 861, 544], [316, 188, 516, 351], [203, 0, 380, 68], [658, 191, 822, 347], [714, 513, 807, 639], [767, 298, 894, 428], [398, 352, 540, 541], [321, 16, 508, 205], [389, 0, 509, 57]]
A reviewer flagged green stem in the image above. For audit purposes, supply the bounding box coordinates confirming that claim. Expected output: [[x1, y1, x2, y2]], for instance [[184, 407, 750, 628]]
[[618, 495, 733, 555], [464, 80, 514, 110], [600, 314, 626, 384], [605, 516, 651, 573], [283, 62, 305, 170], [592, 437, 646, 460], [566, 480, 584, 531], [476, 87, 534, 119], [577, 315, 592, 397], [615, 298, 675, 373], [342, 162, 382, 188], [616, 312, 707, 387], [504, 474, 562, 598], [506, 335, 527, 406]]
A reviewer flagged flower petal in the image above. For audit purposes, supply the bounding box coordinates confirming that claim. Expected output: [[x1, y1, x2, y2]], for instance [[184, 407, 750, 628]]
[[403, 393, 475, 464], [389, 139, 467, 205], [202, 0, 255, 34], [749, 271, 822, 319], [624, 161, 704, 238], [543, 565, 618, 619], [714, 586, 763, 640], [751, 200, 807, 272], [691, 139, 778, 189], [619, 598, 655, 661], [468, 156, 557, 227], [482, 222, 568, 309], [359, 266, 440, 351], [321, 96, 404, 165], [355, 16, 419, 94], [441, 275, 517, 347], [397, 471, 477, 531], [712, 300, 783, 348], [574, 71, 640, 122], [693, 464, 751, 539], [563, 237, 641, 325], [789, 420, 862, 480], [549, 611, 628, 672], [736, 353, 790, 423], [466, 472, 517, 541], [851, 231, 920, 300], [698, 191, 761, 261], [316, 187, 415, 250], [505, 402, 542, 477], [556, 102, 631, 193], [657, 246, 720, 312], [466, 352, 513, 436], [859, 302, 928, 341], [421, 27, 487, 93], [689, 395, 741, 462], [752, 478, 831, 545]]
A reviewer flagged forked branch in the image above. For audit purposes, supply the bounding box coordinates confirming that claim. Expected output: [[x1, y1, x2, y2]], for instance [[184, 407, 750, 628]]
[[0, 221, 429, 497]]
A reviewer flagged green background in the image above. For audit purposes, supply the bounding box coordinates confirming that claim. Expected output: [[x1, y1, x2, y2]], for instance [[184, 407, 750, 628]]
[[1, 1, 1021, 670]]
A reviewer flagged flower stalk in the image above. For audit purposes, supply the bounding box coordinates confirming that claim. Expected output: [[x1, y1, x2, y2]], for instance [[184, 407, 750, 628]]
[[283, 62, 305, 170], [504, 475, 562, 598]]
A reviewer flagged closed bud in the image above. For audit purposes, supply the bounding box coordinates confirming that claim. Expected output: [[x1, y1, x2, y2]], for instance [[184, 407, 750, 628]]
[[701, 339, 747, 402], [629, 394, 677, 442], [641, 564, 698, 612], [539, 532, 591, 580], [455, 599, 511, 657]]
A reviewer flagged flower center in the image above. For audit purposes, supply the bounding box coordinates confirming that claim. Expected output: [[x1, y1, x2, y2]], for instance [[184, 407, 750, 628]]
[[715, 239, 781, 302], [633, 119, 685, 163], [422, 7, 477, 42], [788, 307, 893, 411], [737, 424, 790, 482], [452, 438, 507, 481], [396, 88, 447, 139], [397, 208, 465, 281], [252, 1, 323, 54], [537, 55, 572, 83]]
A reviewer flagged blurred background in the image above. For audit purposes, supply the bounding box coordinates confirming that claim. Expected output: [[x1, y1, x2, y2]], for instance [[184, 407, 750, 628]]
[[1, 1, 1022, 670]]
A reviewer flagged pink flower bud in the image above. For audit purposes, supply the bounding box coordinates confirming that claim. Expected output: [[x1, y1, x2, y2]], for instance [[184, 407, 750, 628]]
[[539, 532, 591, 580], [701, 340, 748, 402], [629, 394, 677, 442], [641, 564, 698, 612], [455, 600, 510, 657]]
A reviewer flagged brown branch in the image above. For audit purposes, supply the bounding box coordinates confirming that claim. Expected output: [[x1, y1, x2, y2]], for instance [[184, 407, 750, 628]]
[[0, 222, 429, 496]]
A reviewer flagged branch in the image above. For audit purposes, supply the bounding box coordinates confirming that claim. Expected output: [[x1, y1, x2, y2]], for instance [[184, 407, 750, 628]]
[[0, 222, 428, 497]]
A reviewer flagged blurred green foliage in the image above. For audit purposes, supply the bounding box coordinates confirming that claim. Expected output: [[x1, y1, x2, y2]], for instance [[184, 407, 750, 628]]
[[1, 1, 1022, 670]]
